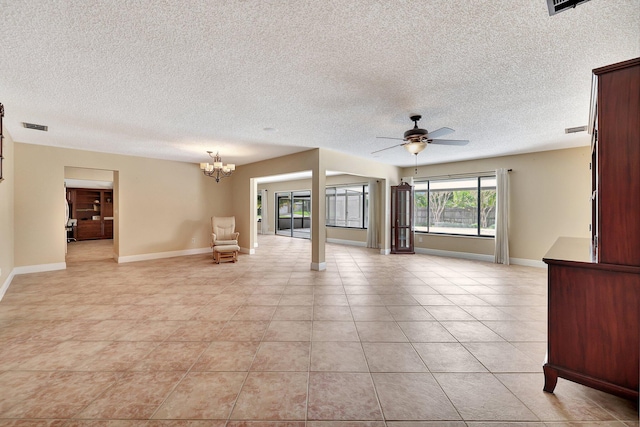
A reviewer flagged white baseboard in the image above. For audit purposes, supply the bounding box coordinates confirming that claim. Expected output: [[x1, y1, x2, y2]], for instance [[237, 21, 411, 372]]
[[326, 238, 367, 247], [116, 246, 259, 264], [415, 247, 495, 263], [415, 247, 546, 268], [0, 270, 16, 301], [117, 247, 211, 263], [510, 257, 547, 268], [311, 261, 326, 271], [380, 248, 391, 255], [12, 262, 67, 275]]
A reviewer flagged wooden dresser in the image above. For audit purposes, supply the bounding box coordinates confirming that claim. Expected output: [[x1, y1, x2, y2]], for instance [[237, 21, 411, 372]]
[[542, 58, 640, 400], [543, 238, 639, 399]]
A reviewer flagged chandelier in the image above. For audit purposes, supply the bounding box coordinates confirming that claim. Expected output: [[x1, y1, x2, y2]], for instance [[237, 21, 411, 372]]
[[199, 151, 235, 182]]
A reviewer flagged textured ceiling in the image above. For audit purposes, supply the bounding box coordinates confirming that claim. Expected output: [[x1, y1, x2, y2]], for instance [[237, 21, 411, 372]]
[[1, 1, 639, 168]]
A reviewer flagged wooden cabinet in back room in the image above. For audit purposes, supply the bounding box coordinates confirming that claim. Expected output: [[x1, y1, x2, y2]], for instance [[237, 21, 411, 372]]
[[67, 188, 113, 240]]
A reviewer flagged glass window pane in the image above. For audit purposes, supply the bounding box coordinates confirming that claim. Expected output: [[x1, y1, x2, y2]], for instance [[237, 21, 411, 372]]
[[415, 176, 495, 237], [427, 178, 478, 236], [325, 184, 367, 228], [428, 188, 452, 233], [279, 198, 291, 217], [414, 188, 428, 233], [364, 186, 369, 229], [480, 177, 497, 236], [336, 191, 346, 226], [346, 190, 362, 227], [277, 195, 292, 233], [326, 187, 336, 226]]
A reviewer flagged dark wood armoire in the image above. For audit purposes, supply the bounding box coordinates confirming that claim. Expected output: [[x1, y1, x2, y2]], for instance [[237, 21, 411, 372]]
[[543, 57, 640, 400]]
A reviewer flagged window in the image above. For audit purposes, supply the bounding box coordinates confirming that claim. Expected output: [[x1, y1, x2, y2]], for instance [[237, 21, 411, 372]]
[[414, 176, 496, 237], [326, 184, 369, 228], [257, 193, 262, 221]]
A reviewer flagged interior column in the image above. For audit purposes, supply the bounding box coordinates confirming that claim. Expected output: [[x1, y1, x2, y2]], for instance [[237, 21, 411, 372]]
[[310, 153, 326, 271]]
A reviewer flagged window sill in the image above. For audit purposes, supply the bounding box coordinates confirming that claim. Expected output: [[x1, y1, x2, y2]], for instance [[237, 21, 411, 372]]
[[415, 231, 494, 240], [326, 225, 367, 230]]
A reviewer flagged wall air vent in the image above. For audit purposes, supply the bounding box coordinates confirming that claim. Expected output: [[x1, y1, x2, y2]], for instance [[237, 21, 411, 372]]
[[22, 122, 48, 131], [547, 0, 593, 16], [565, 125, 588, 134]]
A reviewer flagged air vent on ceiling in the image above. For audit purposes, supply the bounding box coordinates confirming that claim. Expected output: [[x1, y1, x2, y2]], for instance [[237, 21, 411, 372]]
[[22, 122, 48, 131], [565, 125, 588, 134], [547, 0, 592, 16]]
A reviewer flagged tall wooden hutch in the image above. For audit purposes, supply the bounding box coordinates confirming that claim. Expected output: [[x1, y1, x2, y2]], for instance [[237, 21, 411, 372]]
[[542, 58, 640, 400], [67, 188, 114, 240]]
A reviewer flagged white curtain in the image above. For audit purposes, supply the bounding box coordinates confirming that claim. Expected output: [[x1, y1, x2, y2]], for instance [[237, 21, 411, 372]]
[[494, 168, 510, 265], [366, 179, 378, 249], [260, 189, 269, 235]]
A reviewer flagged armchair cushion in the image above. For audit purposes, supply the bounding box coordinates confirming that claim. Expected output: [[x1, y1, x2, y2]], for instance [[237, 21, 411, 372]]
[[212, 234, 239, 246]]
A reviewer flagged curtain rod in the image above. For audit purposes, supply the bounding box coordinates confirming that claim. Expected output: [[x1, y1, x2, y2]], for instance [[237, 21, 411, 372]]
[[418, 169, 512, 181]]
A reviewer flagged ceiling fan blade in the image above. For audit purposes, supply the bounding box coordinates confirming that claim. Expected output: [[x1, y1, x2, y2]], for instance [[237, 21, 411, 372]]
[[376, 136, 406, 141], [371, 143, 406, 154], [429, 139, 469, 146], [426, 127, 454, 139]]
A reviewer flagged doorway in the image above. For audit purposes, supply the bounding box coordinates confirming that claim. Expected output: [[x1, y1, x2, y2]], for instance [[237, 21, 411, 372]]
[[276, 190, 311, 239], [64, 167, 116, 264]]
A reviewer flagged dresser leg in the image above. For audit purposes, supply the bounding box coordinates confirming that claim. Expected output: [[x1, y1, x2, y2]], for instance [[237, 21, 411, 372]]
[[543, 364, 558, 393]]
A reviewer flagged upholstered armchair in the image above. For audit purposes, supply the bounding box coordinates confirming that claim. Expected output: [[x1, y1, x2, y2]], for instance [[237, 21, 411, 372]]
[[211, 216, 240, 263], [211, 216, 239, 246]]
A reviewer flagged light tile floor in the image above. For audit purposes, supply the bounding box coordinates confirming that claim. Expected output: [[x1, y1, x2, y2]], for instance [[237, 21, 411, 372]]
[[0, 236, 637, 426]]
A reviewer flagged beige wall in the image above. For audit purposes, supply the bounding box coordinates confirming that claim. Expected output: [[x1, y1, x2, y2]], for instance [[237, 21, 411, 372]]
[[65, 167, 114, 182], [404, 146, 591, 262], [326, 227, 367, 244], [14, 143, 233, 267], [0, 128, 15, 291]]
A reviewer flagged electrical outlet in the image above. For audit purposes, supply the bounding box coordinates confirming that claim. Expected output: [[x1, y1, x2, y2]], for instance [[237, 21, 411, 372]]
[[418, 236, 423, 243], [191, 238, 196, 244]]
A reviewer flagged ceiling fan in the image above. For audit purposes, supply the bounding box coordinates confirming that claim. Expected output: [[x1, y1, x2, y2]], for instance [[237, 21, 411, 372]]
[[373, 115, 469, 156]]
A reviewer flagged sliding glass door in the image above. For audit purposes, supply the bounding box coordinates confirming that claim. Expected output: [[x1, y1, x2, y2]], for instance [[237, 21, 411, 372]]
[[276, 191, 311, 239]]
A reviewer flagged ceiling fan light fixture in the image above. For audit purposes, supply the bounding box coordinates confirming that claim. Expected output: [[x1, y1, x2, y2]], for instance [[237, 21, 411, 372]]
[[372, 115, 467, 156], [404, 141, 426, 154]]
